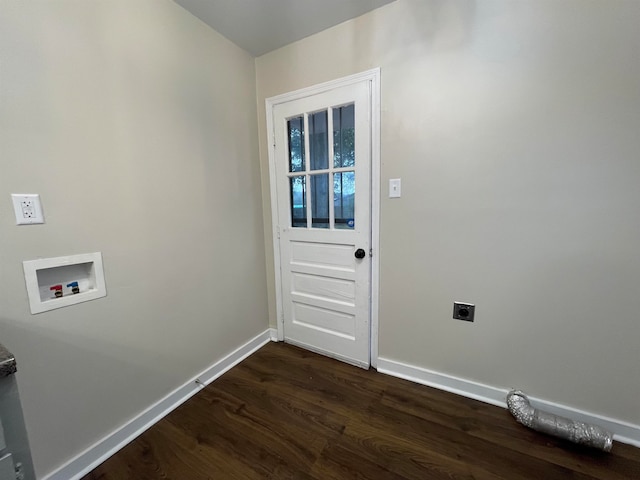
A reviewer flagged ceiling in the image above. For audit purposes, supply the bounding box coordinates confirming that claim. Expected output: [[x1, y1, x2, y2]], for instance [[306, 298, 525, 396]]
[[174, 0, 395, 57]]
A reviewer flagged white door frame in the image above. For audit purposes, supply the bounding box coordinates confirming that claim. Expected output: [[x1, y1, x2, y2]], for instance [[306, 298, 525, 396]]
[[265, 68, 381, 368]]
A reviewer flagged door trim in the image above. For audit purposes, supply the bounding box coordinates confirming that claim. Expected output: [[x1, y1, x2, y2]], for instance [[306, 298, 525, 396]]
[[265, 68, 381, 368]]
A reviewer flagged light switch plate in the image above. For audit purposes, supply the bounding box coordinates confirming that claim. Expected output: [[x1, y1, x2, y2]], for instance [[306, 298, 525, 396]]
[[11, 194, 45, 225], [389, 178, 401, 198]]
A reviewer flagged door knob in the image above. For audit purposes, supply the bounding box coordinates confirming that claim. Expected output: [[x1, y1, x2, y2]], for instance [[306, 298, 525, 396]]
[[355, 248, 366, 259]]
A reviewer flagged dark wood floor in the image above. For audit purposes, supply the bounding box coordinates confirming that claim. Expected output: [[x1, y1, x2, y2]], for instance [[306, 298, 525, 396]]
[[84, 342, 639, 479]]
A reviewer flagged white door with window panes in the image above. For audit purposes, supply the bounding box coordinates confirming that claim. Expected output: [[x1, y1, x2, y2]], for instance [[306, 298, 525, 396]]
[[272, 79, 372, 368]]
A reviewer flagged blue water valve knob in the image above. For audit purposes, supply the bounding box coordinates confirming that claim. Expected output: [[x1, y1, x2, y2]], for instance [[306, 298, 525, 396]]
[[67, 281, 80, 294]]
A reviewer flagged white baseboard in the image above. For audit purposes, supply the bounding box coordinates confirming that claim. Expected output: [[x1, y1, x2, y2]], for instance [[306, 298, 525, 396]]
[[376, 357, 640, 449], [269, 327, 279, 341], [44, 329, 272, 480]]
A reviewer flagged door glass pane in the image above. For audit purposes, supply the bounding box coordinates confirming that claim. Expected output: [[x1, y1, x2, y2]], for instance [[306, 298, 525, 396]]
[[311, 173, 329, 229], [309, 111, 328, 170], [290, 176, 307, 227], [288, 117, 305, 172], [333, 104, 355, 168], [334, 172, 355, 229]]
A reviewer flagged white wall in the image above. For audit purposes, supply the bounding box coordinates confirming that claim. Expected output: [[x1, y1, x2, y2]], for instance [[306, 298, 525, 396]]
[[0, 0, 267, 477], [256, 0, 640, 426]]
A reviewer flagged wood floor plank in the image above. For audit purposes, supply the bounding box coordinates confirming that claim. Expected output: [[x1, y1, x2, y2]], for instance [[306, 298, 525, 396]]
[[83, 342, 640, 480], [310, 440, 407, 480], [343, 404, 597, 480], [379, 379, 639, 480], [167, 391, 328, 477]]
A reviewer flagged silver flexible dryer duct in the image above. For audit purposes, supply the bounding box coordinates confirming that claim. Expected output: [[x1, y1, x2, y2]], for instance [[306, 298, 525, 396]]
[[506, 390, 613, 452]]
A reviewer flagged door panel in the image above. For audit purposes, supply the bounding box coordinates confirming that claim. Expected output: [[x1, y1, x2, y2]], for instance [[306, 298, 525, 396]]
[[291, 273, 356, 303], [273, 80, 371, 367], [292, 303, 356, 339], [290, 241, 355, 270]]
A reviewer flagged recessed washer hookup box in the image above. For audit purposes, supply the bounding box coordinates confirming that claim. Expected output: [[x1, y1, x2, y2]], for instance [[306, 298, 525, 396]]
[[22, 252, 107, 314]]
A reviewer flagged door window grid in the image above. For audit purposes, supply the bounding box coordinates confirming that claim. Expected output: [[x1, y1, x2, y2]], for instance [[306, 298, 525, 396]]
[[311, 174, 329, 228], [333, 104, 355, 168], [289, 176, 307, 228], [327, 107, 335, 230], [287, 104, 355, 230], [309, 111, 328, 171], [287, 116, 305, 173]]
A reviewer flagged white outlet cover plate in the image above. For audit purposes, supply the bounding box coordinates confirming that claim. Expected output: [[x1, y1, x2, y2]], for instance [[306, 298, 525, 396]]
[[11, 193, 45, 225]]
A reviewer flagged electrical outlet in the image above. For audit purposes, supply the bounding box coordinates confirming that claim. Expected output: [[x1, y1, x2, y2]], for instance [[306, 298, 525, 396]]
[[21, 199, 36, 218], [11, 194, 45, 225], [453, 302, 475, 322]]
